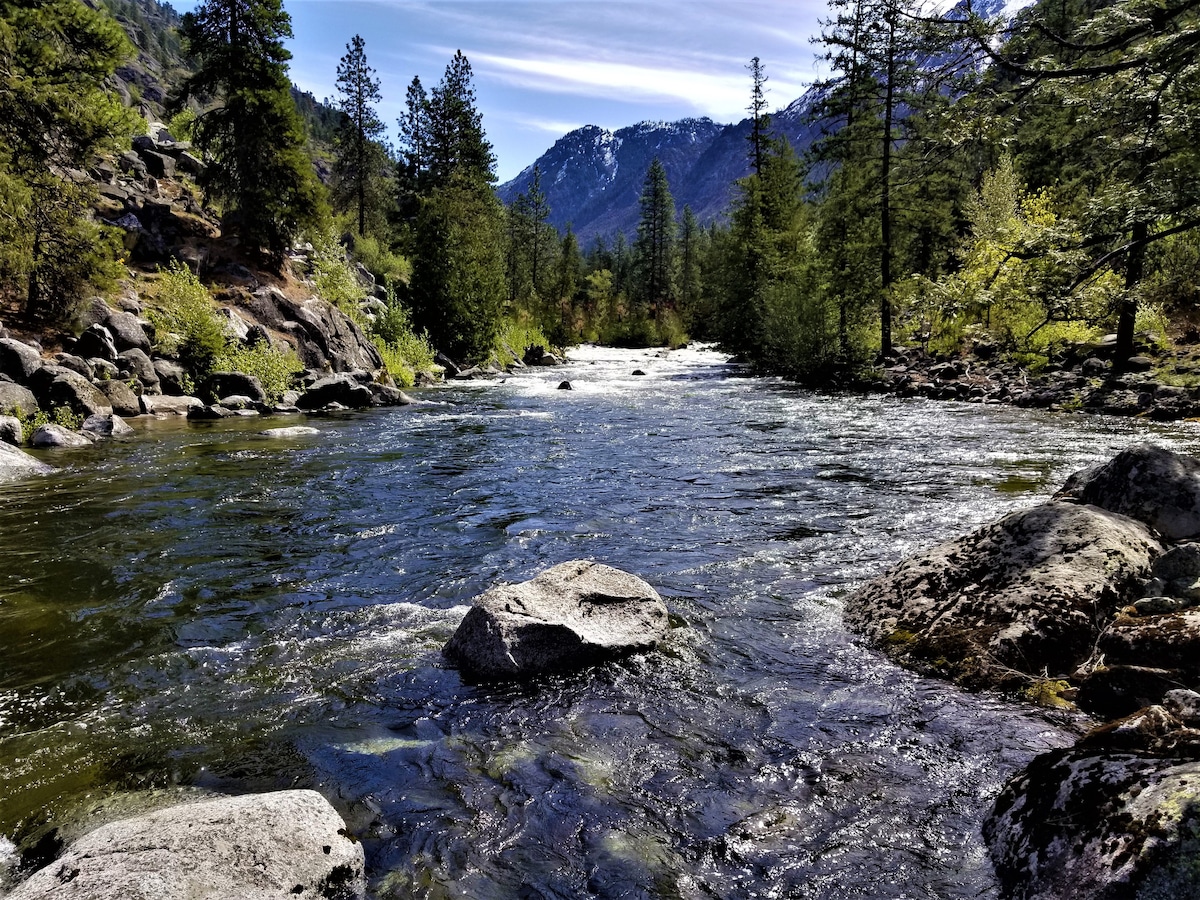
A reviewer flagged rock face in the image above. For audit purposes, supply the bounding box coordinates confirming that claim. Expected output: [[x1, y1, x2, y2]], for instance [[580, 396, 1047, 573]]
[[0, 440, 54, 482], [985, 749, 1200, 900], [1057, 443, 1200, 542], [5, 790, 365, 900], [843, 501, 1160, 690], [443, 560, 670, 679], [243, 288, 383, 374]]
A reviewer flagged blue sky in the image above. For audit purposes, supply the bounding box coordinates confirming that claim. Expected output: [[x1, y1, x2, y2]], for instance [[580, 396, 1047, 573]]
[[173, 1, 831, 182]]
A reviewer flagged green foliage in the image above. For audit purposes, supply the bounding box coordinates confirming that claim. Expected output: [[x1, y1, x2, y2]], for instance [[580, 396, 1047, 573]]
[[0, 0, 138, 321], [213, 342, 302, 403], [20, 406, 82, 444], [351, 233, 410, 290], [166, 107, 197, 142], [370, 296, 435, 387], [310, 228, 367, 314], [147, 261, 228, 383]]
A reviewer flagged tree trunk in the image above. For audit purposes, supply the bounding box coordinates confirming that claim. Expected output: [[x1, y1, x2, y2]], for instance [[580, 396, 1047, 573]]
[[879, 13, 896, 358], [1115, 220, 1147, 364]]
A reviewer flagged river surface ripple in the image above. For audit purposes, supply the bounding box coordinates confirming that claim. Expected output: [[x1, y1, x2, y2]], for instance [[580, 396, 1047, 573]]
[[2, 345, 1199, 898]]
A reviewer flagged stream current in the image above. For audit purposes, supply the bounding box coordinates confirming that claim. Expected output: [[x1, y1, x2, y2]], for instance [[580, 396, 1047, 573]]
[[2, 345, 1199, 898]]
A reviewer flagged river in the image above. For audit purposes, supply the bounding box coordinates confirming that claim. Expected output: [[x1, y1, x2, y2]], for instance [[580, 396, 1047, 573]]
[[2, 345, 1198, 898]]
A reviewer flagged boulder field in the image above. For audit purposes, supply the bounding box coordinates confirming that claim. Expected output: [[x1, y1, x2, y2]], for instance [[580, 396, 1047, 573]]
[[0, 289, 413, 455], [845, 443, 1200, 899]]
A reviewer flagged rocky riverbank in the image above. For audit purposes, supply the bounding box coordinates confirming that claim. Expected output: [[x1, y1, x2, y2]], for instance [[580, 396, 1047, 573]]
[[845, 444, 1200, 898], [876, 335, 1200, 421]]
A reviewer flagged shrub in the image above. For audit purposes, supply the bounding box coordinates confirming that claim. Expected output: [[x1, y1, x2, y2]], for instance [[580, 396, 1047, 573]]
[[146, 261, 227, 384], [309, 228, 367, 317], [20, 406, 81, 443], [370, 296, 435, 388], [213, 342, 303, 403]]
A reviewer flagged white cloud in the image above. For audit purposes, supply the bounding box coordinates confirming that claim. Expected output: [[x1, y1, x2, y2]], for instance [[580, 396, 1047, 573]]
[[471, 52, 808, 122]]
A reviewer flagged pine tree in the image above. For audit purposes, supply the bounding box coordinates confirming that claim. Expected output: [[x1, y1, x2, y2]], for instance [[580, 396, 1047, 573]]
[[174, 0, 323, 259], [408, 51, 505, 361], [747, 57, 771, 178], [632, 158, 677, 318], [396, 75, 429, 224], [333, 34, 385, 238], [0, 0, 138, 320]]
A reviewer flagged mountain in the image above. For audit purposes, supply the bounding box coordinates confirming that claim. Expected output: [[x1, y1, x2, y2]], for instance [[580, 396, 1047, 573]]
[[497, 103, 825, 246], [498, 0, 1030, 245]]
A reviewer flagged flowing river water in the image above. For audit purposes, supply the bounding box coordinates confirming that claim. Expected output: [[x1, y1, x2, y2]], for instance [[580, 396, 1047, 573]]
[[2, 345, 1199, 899]]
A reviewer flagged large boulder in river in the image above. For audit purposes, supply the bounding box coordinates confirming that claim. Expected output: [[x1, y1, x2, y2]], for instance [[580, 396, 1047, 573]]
[[443, 560, 670, 679], [0, 441, 53, 481], [1057, 443, 1200, 541], [297, 374, 373, 410], [5, 789, 365, 900], [843, 501, 1160, 691], [984, 748, 1200, 900]]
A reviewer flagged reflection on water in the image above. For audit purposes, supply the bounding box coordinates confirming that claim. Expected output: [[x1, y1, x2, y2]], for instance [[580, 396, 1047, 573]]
[[2, 345, 1198, 898]]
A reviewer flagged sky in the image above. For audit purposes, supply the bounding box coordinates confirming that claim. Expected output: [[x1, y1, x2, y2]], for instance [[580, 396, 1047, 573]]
[[172, 1, 831, 182]]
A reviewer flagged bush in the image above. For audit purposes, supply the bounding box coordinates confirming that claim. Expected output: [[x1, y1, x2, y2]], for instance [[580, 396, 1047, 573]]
[[370, 296, 435, 388], [309, 228, 367, 317], [352, 234, 411, 291], [20, 406, 81, 443], [146, 261, 227, 385], [213, 342, 303, 403]]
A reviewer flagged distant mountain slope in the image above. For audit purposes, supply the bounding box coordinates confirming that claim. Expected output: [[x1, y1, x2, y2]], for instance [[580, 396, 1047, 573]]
[[496, 92, 826, 245], [499, 0, 1028, 245]]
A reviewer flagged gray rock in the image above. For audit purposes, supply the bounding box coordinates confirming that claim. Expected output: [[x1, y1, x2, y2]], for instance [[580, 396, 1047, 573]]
[[216, 306, 252, 343], [31, 423, 92, 448], [0, 441, 53, 481], [1163, 689, 1200, 725], [82, 414, 134, 439], [986, 750, 1200, 900], [367, 383, 412, 406], [77, 297, 114, 331], [243, 287, 383, 374], [89, 358, 120, 381], [175, 150, 205, 176], [52, 353, 93, 380], [152, 358, 188, 396], [204, 371, 266, 403], [73, 325, 119, 363], [258, 426, 321, 438], [0, 414, 21, 446], [443, 560, 671, 679], [1151, 542, 1200, 583], [139, 394, 203, 416], [0, 337, 43, 384], [104, 310, 152, 354], [139, 149, 176, 179], [40, 372, 113, 420], [117, 349, 159, 393], [1057, 444, 1200, 541], [5, 789, 365, 900], [297, 375, 373, 410], [98, 379, 141, 418], [0, 381, 38, 417], [843, 501, 1160, 691]]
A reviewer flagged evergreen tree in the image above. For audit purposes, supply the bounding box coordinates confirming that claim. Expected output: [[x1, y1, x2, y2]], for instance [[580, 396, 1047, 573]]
[[408, 51, 505, 361], [174, 0, 323, 259], [0, 0, 138, 320], [747, 57, 771, 178], [678, 206, 706, 331], [632, 158, 677, 318], [395, 75, 429, 225], [333, 34, 385, 238]]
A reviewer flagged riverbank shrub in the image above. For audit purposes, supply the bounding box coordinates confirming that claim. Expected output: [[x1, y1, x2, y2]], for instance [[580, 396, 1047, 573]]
[[20, 406, 82, 443], [213, 343, 303, 403], [147, 261, 227, 389], [371, 296, 435, 387]]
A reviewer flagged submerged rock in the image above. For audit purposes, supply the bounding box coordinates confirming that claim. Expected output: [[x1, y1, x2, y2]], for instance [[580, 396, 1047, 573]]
[[258, 426, 321, 438], [443, 560, 670, 679], [843, 500, 1159, 690], [30, 423, 92, 449], [5, 789, 365, 900]]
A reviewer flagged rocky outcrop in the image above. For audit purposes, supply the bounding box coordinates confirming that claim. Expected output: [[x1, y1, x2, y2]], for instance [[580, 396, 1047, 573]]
[[242, 287, 384, 374], [443, 560, 671, 679], [985, 748, 1200, 900], [1057, 444, 1200, 542], [847, 445, 1200, 900], [5, 790, 365, 900], [843, 501, 1160, 691], [0, 441, 54, 482]]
